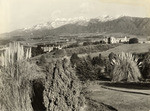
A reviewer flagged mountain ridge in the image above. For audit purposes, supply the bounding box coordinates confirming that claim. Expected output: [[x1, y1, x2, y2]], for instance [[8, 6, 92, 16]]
[[1, 16, 150, 40]]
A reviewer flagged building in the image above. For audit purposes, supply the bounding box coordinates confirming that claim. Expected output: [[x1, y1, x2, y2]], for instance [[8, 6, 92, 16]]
[[108, 36, 128, 44]]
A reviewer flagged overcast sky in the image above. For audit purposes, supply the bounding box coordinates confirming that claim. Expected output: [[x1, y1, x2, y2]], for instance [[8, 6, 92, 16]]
[[0, 0, 150, 34]]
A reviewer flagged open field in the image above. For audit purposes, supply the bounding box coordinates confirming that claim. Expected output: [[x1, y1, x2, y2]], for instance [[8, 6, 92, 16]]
[[79, 43, 150, 58], [84, 82, 150, 111]]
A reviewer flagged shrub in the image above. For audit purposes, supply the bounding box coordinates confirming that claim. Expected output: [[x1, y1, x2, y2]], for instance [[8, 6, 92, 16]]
[[110, 52, 142, 82], [129, 38, 139, 44]]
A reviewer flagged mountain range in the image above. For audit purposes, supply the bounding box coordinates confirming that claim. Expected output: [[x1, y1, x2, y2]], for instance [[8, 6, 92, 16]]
[[1, 16, 150, 40]]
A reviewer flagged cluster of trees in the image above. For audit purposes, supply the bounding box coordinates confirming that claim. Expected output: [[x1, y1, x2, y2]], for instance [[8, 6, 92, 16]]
[[64, 40, 106, 49], [70, 50, 150, 82], [32, 45, 44, 57], [65, 44, 120, 56], [70, 53, 108, 81]]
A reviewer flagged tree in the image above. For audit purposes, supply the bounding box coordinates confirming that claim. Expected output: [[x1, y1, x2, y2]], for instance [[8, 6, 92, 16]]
[[39, 55, 46, 65], [110, 52, 142, 82], [108, 52, 117, 61], [141, 51, 150, 79], [129, 38, 139, 44]]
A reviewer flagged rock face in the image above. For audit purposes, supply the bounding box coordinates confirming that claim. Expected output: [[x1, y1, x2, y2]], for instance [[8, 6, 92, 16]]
[[43, 58, 85, 111]]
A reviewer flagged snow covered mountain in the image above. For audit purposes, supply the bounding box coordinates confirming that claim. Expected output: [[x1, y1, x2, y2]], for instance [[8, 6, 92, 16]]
[[96, 15, 120, 22], [1, 15, 150, 40], [23, 22, 53, 31], [22, 17, 89, 31], [51, 17, 89, 27], [22, 15, 119, 31]]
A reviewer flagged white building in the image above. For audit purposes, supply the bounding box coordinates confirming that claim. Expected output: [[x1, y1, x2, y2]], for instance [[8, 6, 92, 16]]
[[108, 36, 128, 44]]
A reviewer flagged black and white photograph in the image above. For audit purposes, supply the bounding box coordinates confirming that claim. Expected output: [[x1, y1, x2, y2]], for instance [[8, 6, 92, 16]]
[[0, 0, 150, 111]]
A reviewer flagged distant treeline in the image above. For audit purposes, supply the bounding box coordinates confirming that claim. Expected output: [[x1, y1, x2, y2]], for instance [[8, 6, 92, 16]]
[[65, 43, 120, 56]]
